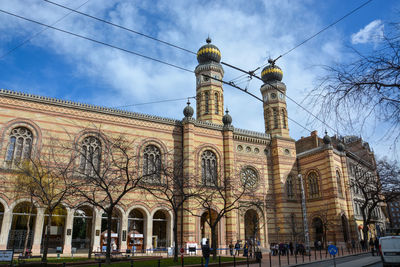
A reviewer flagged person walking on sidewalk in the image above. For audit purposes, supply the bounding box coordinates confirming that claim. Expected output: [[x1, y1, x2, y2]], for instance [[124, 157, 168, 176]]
[[202, 240, 211, 267]]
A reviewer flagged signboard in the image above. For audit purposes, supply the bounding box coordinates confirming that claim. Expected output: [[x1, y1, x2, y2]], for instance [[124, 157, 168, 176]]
[[328, 244, 338, 255], [0, 250, 13, 262]]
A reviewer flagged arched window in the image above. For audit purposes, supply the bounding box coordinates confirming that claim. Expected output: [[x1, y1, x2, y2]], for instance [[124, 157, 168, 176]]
[[336, 170, 343, 197], [204, 92, 209, 114], [143, 145, 161, 183], [273, 108, 278, 129], [201, 150, 217, 186], [5, 127, 33, 166], [79, 136, 101, 176], [286, 175, 294, 199], [214, 93, 219, 114], [308, 172, 320, 198], [281, 108, 287, 129]]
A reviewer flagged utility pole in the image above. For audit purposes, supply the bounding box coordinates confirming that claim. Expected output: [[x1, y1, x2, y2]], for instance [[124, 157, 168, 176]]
[[298, 173, 310, 254]]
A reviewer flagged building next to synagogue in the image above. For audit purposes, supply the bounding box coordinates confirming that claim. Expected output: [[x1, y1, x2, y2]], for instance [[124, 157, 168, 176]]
[[0, 39, 385, 254]]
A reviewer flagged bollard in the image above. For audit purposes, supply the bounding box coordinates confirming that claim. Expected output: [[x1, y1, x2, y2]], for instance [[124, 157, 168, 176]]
[[278, 252, 281, 267], [131, 259, 133, 267], [234, 255, 236, 267], [201, 256, 204, 267], [287, 251, 289, 265], [98, 261, 101, 267], [269, 253, 271, 267], [219, 255, 221, 267], [247, 254, 249, 267], [341, 246, 344, 256], [158, 259, 161, 267], [302, 251, 304, 263], [314, 247, 317, 260], [295, 252, 297, 264], [63, 263, 66, 267], [308, 250, 311, 262], [320, 248, 322, 259], [326, 248, 328, 258]]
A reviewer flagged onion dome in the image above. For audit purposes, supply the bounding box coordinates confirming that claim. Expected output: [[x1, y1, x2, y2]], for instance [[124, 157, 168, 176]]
[[323, 131, 331, 145], [197, 37, 221, 64], [222, 108, 232, 126], [261, 59, 283, 83], [337, 142, 345, 152], [183, 100, 194, 118]]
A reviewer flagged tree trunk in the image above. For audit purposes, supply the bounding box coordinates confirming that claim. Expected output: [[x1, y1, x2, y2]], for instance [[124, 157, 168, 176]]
[[211, 225, 218, 260], [23, 203, 34, 256], [363, 227, 369, 249], [42, 214, 52, 263], [173, 212, 178, 262], [106, 211, 112, 265]]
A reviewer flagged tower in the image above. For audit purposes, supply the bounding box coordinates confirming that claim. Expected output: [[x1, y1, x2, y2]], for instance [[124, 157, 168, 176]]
[[260, 63, 289, 138], [195, 38, 224, 124]]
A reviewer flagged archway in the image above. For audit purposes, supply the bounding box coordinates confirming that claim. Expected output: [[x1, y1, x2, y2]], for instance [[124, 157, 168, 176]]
[[244, 209, 260, 244], [101, 209, 121, 251], [200, 210, 218, 245], [72, 206, 93, 251], [127, 209, 145, 252], [152, 210, 168, 248], [312, 217, 323, 244], [341, 215, 349, 243], [7, 202, 37, 251], [43, 205, 67, 251]]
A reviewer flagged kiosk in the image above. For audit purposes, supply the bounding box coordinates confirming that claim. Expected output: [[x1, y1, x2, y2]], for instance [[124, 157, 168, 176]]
[[127, 231, 144, 252], [100, 231, 118, 252]]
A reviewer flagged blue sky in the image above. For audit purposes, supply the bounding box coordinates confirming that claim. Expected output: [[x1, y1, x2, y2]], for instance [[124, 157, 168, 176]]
[[0, 0, 399, 159]]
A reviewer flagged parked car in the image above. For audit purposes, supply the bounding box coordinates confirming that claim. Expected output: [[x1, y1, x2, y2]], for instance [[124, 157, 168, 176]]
[[380, 236, 400, 266]]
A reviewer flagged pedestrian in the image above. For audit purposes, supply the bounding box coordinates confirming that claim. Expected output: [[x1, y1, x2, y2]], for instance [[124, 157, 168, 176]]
[[243, 242, 249, 257], [317, 240, 322, 250], [235, 240, 240, 256], [289, 241, 294, 255], [229, 241, 234, 256], [374, 238, 379, 256], [202, 240, 211, 267], [369, 237, 375, 256]]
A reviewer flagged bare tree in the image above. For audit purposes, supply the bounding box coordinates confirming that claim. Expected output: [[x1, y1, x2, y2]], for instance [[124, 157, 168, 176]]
[[13, 139, 76, 263], [309, 22, 400, 147], [350, 158, 400, 242], [139, 156, 199, 262], [192, 170, 254, 259], [69, 130, 144, 265]]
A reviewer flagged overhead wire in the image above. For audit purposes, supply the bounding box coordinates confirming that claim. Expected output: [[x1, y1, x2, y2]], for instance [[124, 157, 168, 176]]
[[113, 96, 196, 109], [0, 8, 312, 134], [41, 0, 335, 134], [43, 0, 197, 55], [0, 0, 92, 60]]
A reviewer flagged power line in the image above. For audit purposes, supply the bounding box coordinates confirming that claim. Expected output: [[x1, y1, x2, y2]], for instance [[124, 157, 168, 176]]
[[0, 0, 91, 60], [221, 61, 336, 134], [273, 0, 373, 63], [113, 96, 195, 109], [0, 8, 194, 74], [0, 8, 313, 134], [229, 0, 373, 80], [43, 0, 197, 55]]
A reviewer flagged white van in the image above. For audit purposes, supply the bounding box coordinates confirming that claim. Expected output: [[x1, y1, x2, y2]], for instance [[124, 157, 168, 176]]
[[380, 236, 400, 266]]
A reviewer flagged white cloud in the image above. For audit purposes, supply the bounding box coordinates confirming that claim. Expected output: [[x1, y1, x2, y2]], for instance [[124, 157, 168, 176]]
[[351, 19, 384, 44]]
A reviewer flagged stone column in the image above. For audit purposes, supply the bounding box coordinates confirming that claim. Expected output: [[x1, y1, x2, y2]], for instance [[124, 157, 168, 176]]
[[119, 212, 128, 252], [145, 214, 153, 251], [32, 208, 45, 255], [63, 208, 75, 255], [92, 209, 102, 252], [0, 208, 12, 250]]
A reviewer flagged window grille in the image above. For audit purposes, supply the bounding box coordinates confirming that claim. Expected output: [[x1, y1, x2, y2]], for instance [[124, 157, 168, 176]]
[[79, 136, 101, 176], [201, 150, 217, 186], [308, 172, 320, 198], [143, 145, 161, 183], [5, 127, 32, 166]]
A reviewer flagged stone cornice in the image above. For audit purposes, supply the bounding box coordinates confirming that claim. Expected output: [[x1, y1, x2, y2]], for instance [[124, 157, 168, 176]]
[[0, 89, 182, 126], [233, 128, 271, 145]]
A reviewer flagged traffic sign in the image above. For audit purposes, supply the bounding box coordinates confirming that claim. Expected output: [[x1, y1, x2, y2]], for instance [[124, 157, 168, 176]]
[[328, 244, 338, 255]]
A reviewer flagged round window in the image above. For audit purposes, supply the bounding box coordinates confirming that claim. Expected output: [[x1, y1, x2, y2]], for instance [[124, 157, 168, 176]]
[[271, 93, 277, 99], [240, 167, 259, 189]]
